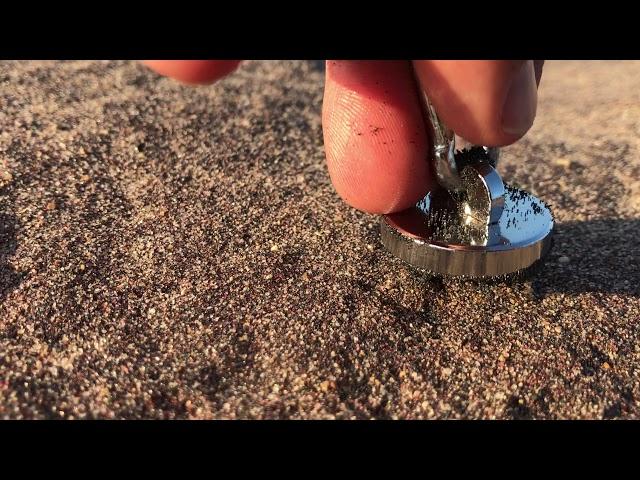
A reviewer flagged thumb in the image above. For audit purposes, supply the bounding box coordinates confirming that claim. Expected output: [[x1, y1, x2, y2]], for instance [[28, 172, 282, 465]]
[[413, 60, 544, 147]]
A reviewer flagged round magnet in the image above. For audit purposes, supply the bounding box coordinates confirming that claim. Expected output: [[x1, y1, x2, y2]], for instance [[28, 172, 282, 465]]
[[380, 180, 554, 279]]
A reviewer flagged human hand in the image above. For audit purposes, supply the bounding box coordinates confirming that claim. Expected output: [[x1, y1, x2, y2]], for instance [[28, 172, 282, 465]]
[[142, 60, 544, 214]]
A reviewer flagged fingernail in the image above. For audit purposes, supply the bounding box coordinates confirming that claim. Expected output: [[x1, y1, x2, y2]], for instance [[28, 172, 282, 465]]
[[502, 61, 537, 136]]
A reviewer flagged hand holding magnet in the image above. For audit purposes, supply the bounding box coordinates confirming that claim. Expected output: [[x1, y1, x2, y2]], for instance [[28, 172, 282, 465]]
[[380, 72, 554, 279]]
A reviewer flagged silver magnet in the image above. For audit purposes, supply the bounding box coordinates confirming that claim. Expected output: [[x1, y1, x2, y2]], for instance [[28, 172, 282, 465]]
[[380, 74, 554, 279]]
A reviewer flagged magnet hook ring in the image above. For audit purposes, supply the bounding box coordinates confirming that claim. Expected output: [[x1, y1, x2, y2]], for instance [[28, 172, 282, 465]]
[[415, 80, 500, 192], [414, 74, 503, 228]]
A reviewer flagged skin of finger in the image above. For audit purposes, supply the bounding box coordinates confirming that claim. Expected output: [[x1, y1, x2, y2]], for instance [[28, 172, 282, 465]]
[[534, 60, 545, 86], [141, 60, 241, 85], [413, 60, 536, 147], [322, 61, 433, 214]]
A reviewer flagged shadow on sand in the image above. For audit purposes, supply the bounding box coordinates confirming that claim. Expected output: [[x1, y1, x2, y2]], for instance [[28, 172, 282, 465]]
[[532, 218, 640, 298]]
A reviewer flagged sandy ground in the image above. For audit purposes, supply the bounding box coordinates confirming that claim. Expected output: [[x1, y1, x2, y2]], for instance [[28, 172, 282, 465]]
[[1, 60, 639, 419]]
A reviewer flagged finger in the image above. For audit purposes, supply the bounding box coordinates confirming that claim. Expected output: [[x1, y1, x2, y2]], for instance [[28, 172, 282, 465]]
[[534, 60, 545, 86], [322, 60, 432, 214], [141, 60, 241, 85], [413, 60, 540, 147]]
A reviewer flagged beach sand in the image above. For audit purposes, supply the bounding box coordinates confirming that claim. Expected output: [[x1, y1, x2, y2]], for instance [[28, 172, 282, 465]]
[[1, 60, 639, 419]]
